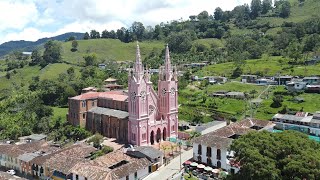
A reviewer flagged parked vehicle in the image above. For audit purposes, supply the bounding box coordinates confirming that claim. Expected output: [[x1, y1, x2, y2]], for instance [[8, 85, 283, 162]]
[[6, 169, 16, 175]]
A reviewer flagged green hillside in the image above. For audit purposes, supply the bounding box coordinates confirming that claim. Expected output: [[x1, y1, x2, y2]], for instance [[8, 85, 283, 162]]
[[196, 56, 320, 77], [61, 39, 164, 64], [2, 0, 320, 141]]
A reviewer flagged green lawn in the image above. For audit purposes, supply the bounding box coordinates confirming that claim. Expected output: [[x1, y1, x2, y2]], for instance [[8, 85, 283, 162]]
[[39, 63, 81, 80], [0, 65, 41, 90], [178, 82, 266, 121], [196, 56, 320, 78], [255, 87, 320, 120], [61, 39, 165, 64], [206, 82, 265, 94], [51, 106, 68, 120], [0, 63, 83, 90]]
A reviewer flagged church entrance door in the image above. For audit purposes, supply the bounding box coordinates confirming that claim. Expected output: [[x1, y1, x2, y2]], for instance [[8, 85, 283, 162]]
[[156, 128, 161, 143], [163, 127, 167, 141], [150, 131, 155, 145]]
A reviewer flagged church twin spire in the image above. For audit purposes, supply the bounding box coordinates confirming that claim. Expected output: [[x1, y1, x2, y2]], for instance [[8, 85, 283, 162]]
[[132, 42, 176, 82], [134, 43, 143, 75]]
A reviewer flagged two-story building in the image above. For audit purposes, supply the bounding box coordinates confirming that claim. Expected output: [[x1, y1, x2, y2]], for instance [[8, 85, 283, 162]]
[[67, 91, 129, 141], [272, 112, 320, 136], [192, 119, 274, 174]]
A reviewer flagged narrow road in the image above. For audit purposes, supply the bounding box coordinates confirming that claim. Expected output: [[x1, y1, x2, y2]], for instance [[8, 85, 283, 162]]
[[144, 122, 227, 180], [257, 85, 271, 99], [144, 149, 193, 180]]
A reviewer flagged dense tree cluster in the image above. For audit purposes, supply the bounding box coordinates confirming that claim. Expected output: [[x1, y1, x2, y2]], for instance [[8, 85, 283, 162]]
[[229, 130, 320, 180], [30, 40, 62, 67]]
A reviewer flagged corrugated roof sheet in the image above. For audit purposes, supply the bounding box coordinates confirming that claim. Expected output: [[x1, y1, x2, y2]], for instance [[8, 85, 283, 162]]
[[18, 153, 40, 162], [88, 107, 129, 119], [129, 146, 163, 159]]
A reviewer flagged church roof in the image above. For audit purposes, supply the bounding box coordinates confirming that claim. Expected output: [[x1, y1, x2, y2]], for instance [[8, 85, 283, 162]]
[[88, 107, 129, 119], [71, 91, 127, 101]]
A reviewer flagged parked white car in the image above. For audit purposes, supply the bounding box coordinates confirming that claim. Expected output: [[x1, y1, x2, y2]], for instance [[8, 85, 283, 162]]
[[6, 169, 16, 175]]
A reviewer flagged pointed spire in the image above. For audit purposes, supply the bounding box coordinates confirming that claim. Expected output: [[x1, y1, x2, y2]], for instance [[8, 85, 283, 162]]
[[165, 44, 171, 72], [135, 42, 143, 74]]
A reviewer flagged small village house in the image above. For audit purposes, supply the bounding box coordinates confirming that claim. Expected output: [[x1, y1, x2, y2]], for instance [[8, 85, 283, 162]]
[[192, 119, 275, 174], [241, 75, 257, 83]]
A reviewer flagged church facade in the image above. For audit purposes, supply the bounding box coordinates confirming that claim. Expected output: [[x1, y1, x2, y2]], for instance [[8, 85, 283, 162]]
[[128, 44, 179, 146], [67, 44, 178, 146]]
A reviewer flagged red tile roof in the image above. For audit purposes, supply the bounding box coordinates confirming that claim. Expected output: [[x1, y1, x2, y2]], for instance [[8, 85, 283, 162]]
[[71, 92, 100, 100], [98, 93, 128, 102], [71, 91, 128, 101]]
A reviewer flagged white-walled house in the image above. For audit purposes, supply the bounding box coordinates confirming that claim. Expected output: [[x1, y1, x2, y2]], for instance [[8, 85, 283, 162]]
[[193, 135, 239, 174], [286, 81, 307, 92], [192, 119, 275, 174], [273, 113, 320, 136]]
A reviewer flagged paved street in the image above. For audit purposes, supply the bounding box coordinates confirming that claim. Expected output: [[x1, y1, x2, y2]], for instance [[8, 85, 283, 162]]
[[144, 148, 193, 180], [144, 122, 227, 180]]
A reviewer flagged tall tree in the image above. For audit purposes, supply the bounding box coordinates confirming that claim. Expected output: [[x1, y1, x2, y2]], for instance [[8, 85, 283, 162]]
[[262, 0, 272, 14], [130, 21, 145, 41], [109, 30, 117, 39], [304, 34, 320, 52], [285, 41, 303, 63], [101, 30, 109, 38], [83, 32, 90, 40], [250, 0, 262, 18], [167, 31, 192, 53], [197, 11, 209, 20], [83, 53, 98, 66], [116, 27, 126, 42], [90, 30, 100, 39], [279, 1, 291, 18], [71, 40, 78, 52], [30, 49, 42, 66], [42, 40, 62, 66], [229, 130, 320, 180], [214, 7, 224, 21], [153, 25, 163, 40]]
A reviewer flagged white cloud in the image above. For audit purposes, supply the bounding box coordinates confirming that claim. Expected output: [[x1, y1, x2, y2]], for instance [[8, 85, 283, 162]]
[[1, 28, 54, 43], [0, 0, 252, 44], [0, 0, 38, 31]]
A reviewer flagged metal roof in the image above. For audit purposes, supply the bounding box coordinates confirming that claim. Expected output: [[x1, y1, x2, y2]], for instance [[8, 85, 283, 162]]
[[18, 152, 40, 162], [88, 107, 129, 119], [19, 134, 47, 141], [131, 146, 163, 159]]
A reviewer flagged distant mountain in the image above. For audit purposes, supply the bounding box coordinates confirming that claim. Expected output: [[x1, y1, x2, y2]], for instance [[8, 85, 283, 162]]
[[0, 32, 84, 57]]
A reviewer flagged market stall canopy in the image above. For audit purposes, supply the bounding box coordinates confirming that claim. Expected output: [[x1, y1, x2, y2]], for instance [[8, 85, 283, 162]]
[[190, 162, 198, 167]]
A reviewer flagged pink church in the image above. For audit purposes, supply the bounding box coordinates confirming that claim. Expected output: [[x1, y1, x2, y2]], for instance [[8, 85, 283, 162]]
[[128, 44, 179, 146]]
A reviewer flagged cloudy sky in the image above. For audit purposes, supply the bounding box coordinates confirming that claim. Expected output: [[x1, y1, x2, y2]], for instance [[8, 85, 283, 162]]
[[0, 0, 251, 44]]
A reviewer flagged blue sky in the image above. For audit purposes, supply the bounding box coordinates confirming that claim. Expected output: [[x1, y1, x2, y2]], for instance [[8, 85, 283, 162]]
[[0, 0, 251, 44]]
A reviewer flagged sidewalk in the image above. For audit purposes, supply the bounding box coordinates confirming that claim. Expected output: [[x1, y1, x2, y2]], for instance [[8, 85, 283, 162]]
[[144, 121, 227, 179], [144, 148, 193, 180]]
